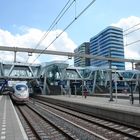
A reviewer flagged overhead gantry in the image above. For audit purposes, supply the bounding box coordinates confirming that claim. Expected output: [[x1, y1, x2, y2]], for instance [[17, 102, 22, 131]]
[[0, 45, 140, 64]]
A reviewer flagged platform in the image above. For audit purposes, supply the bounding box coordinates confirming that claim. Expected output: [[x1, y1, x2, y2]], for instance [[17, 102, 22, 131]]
[[0, 95, 28, 140], [40, 94, 140, 111], [37, 94, 140, 128]]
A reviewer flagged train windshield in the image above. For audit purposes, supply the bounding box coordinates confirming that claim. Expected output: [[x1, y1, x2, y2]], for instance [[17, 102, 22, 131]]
[[16, 85, 27, 91]]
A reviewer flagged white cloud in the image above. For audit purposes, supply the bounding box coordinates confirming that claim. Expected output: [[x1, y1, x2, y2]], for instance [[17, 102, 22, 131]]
[[111, 16, 140, 69], [0, 27, 77, 64]]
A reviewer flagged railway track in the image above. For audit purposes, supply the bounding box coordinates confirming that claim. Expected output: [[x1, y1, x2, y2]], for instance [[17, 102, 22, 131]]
[[15, 105, 40, 140], [16, 103, 105, 140], [29, 98, 140, 140], [16, 105, 79, 140]]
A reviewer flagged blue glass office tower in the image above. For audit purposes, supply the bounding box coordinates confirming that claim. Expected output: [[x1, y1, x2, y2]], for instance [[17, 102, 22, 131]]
[[90, 26, 125, 70], [74, 42, 90, 67]]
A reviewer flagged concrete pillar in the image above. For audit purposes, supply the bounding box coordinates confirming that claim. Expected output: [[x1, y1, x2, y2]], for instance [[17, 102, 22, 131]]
[[14, 51, 16, 62]]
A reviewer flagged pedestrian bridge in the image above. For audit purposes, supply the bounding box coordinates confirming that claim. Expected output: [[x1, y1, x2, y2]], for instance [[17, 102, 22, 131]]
[[0, 60, 140, 95], [0, 61, 40, 80]]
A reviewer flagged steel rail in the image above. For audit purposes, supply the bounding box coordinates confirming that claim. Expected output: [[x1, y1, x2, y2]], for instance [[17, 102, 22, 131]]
[[17, 106, 42, 140], [27, 102, 107, 140], [33, 98, 140, 139]]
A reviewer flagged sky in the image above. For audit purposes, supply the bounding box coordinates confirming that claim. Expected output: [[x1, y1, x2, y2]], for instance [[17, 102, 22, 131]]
[[0, 0, 140, 69]]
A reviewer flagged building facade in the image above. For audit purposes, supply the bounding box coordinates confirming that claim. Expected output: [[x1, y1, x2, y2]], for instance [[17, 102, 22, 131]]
[[90, 26, 125, 70], [74, 42, 90, 67]]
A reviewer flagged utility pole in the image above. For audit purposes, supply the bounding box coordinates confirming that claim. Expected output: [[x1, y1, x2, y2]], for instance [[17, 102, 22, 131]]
[[82, 79, 84, 97], [109, 49, 113, 101]]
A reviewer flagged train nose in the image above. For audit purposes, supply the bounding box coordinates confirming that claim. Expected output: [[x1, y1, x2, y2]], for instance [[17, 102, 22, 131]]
[[17, 91, 28, 98]]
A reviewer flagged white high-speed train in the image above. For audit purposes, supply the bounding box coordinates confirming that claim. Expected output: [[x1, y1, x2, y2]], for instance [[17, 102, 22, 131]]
[[10, 82, 29, 103]]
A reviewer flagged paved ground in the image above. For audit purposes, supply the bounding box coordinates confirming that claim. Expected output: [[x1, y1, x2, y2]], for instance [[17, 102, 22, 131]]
[[0, 95, 28, 140], [42, 94, 140, 114]]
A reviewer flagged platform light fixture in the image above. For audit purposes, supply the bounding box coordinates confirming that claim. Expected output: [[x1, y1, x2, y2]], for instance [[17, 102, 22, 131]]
[[28, 52, 32, 56]]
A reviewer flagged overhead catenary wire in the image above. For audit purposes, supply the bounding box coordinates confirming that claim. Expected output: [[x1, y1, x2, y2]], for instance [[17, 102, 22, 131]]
[[123, 22, 140, 32], [123, 22, 140, 47], [124, 27, 140, 36], [30, 0, 96, 65], [125, 39, 140, 47], [33, 0, 73, 48], [124, 29, 140, 47], [26, 0, 75, 62]]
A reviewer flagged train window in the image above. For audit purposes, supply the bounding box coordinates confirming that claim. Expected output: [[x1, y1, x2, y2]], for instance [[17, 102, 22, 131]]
[[16, 85, 27, 91]]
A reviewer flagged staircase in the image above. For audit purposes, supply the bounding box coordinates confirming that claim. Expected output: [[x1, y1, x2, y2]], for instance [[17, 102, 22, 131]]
[[95, 85, 109, 93]]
